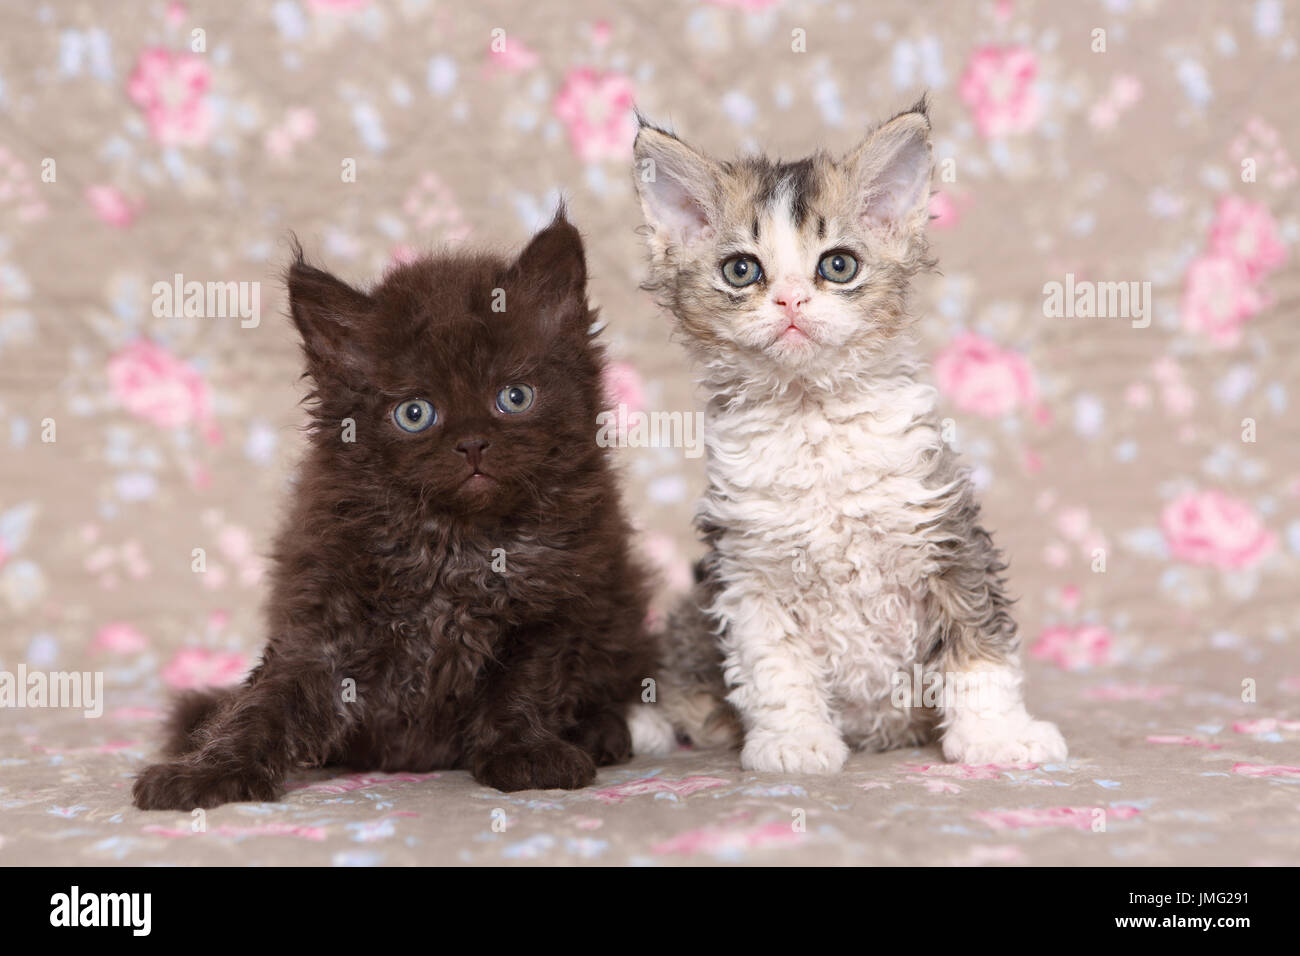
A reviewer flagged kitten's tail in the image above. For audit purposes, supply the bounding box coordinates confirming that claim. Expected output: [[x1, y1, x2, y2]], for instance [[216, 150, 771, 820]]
[[633, 576, 743, 755], [160, 687, 236, 757]]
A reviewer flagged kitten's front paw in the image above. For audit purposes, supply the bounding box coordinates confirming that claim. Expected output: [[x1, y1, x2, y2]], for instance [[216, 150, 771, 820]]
[[474, 739, 597, 792], [942, 716, 1067, 766], [568, 709, 633, 766], [741, 724, 849, 774], [626, 703, 677, 756], [132, 759, 281, 810]]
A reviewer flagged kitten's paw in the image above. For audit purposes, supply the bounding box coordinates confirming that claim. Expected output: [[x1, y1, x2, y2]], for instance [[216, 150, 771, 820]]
[[741, 724, 849, 774], [942, 715, 1068, 766], [568, 709, 633, 766], [474, 739, 597, 792], [692, 699, 745, 750], [132, 759, 281, 810], [626, 703, 676, 756]]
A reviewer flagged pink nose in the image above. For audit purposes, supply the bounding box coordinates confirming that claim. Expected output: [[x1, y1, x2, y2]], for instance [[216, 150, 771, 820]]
[[773, 286, 811, 319]]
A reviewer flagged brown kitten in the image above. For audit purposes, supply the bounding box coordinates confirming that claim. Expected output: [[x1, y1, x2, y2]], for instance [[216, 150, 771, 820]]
[[133, 211, 655, 810]]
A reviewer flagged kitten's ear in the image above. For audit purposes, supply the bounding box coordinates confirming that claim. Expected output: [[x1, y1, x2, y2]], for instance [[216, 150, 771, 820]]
[[285, 241, 374, 383], [632, 119, 721, 248], [844, 98, 934, 235], [511, 207, 588, 332]]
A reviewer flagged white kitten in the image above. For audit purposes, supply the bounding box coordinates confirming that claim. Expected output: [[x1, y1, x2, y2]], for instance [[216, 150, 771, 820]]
[[630, 99, 1067, 772]]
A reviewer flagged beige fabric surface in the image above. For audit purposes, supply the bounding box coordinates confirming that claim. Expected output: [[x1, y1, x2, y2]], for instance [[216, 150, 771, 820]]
[[1, 0, 1297, 865]]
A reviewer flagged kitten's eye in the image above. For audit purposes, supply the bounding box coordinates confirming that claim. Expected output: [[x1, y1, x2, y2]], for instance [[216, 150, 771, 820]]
[[393, 399, 436, 433], [496, 384, 536, 414], [818, 251, 859, 283], [721, 255, 763, 288]]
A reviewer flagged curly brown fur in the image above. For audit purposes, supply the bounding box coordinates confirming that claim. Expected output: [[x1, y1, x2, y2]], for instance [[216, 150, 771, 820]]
[[133, 211, 655, 810], [159, 688, 236, 757]]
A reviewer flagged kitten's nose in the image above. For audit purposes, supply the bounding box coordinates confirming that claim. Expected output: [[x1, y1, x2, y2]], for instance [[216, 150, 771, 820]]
[[772, 284, 811, 319], [454, 437, 490, 470]]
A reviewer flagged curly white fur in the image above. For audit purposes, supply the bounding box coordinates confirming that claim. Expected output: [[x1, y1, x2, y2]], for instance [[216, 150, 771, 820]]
[[633, 100, 1067, 771]]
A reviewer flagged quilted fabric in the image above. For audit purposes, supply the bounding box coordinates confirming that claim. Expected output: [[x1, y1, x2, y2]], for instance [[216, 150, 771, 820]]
[[1, 0, 1296, 865]]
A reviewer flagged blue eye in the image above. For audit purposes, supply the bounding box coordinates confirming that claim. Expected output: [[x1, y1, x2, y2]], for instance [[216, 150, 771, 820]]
[[721, 255, 763, 288], [817, 251, 858, 283], [393, 399, 435, 432], [496, 384, 535, 414]]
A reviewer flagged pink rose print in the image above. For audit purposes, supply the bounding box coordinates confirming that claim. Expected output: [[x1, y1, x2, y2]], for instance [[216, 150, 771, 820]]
[[85, 185, 137, 228], [1179, 254, 1263, 347], [1229, 117, 1297, 189], [307, 0, 370, 11], [1146, 735, 1221, 749], [1160, 489, 1276, 571], [1231, 764, 1300, 779], [553, 68, 636, 163], [1088, 74, 1142, 130], [107, 339, 215, 434], [589, 775, 729, 805], [1149, 356, 1197, 416], [83, 534, 152, 589], [1030, 624, 1114, 671], [652, 821, 801, 856], [1179, 195, 1285, 347], [1208, 196, 1286, 281], [486, 36, 539, 74], [126, 48, 212, 147], [144, 823, 327, 840], [602, 360, 646, 414], [93, 622, 148, 654], [216, 525, 266, 588], [1056, 507, 1090, 541], [1233, 718, 1300, 734], [388, 244, 419, 267], [975, 806, 1140, 831], [264, 108, 317, 160], [1058, 584, 1081, 611], [289, 772, 441, 794], [402, 171, 470, 243], [0, 144, 49, 222], [933, 333, 1037, 417], [899, 763, 1030, 779], [600, 359, 648, 445], [929, 190, 969, 229], [160, 647, 248, 689], [111, 706, 164, 722], [958, 46, 1040, 138]]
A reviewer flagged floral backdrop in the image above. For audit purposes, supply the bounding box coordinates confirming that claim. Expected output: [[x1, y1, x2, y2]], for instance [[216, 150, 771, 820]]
[[1, 0, 1297, 866]]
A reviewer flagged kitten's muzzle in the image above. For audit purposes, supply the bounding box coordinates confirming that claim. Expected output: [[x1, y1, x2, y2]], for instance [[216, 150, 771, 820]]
[[454, 437, 490, 471], [772, 285, 811, 319]]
